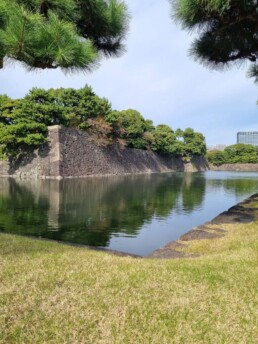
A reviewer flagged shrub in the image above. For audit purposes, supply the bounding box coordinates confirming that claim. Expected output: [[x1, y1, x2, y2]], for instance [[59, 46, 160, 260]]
[[207, 150, 226, 165]]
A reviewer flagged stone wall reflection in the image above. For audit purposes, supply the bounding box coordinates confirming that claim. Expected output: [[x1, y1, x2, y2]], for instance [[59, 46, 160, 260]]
[[0, 173, 214, 247]]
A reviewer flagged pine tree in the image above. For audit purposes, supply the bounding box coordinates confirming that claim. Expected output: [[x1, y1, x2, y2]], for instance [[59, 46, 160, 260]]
[[0, 0, 129, 72], [171, 0, 258, 79]]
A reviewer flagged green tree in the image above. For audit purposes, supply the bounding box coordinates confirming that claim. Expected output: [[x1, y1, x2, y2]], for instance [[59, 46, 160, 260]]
[[142, 119, 155, 150], [105, 109, 147, 148], [0, 86, 208, 157], [20, 88, 70, 125], [207, 150, 226, 166], [182, 128, 206, 158], [224, 144, 258, 163], [53, 86, 112, 124], [0, 95, 48, 155], [172, 127, 206, 158], [0, 85, 113, 154], [152, 124, 176, 154], [171, 0, 258, 78], [145, 119, 155, 132], [172, 128, 185, 156], [23, 85, 111, 125], [0, 0, 129, 71]]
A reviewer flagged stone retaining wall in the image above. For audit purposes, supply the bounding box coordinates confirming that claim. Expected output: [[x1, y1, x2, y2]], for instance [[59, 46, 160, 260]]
[[0, 125, 209, 178], [0, 126, 61, 178], [209, 163, 258, 172]]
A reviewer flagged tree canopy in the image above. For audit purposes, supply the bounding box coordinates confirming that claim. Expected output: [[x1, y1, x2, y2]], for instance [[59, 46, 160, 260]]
[[171, 0, 258, 78], [0, 86, 207, 158], [0, 0, 129, 71], [207, 144, 258, 165]]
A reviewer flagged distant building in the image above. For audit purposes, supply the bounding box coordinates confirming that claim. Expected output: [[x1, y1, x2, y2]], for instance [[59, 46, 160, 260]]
[[208, 144, 227, 151], [237, 132, 258, 146]]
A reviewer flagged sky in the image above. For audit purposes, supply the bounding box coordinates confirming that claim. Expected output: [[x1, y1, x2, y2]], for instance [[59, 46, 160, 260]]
[[1, 0, 258, 147]]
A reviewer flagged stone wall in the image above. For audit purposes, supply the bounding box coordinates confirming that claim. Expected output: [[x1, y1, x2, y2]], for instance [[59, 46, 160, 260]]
[[0, 125, 209, 178], [0, 126, 61, 178], [209, 163, 258, 172]]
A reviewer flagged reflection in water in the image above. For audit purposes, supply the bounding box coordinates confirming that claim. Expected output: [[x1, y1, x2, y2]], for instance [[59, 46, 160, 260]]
[[0, 171, 258, 255], [181, 173, 206, 213], [223, 178, 258, 197]]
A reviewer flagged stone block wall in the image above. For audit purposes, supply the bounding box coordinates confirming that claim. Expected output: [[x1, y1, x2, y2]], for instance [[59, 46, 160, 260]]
[[0, 125, 209, 178], [0, 126, 62, 178], [209, 163, 258, 172]]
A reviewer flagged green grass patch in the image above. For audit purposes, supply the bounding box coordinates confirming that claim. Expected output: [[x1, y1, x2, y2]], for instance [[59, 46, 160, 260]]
[[1, 222, 258, 343]]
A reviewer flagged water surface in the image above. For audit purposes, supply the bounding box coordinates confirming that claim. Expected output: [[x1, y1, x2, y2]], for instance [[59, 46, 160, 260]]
[[0, 171, 258, 256]]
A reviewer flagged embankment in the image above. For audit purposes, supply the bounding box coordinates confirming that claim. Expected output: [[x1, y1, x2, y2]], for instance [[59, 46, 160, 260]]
[[209, 163, 258, 172], [148, 193, 258, 259], [0, 125, 209, 178]]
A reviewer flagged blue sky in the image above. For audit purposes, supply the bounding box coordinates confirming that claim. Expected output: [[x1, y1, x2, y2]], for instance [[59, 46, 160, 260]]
[[1, 0, 258, 146]]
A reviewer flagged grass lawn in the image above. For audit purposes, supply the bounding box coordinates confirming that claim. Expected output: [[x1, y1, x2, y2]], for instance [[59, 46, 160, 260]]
[[1, 219, 258, 343]]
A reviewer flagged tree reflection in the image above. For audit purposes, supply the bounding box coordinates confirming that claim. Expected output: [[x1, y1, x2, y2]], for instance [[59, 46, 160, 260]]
[[56, 174, 185, 245], [0, 178, 49, 235], [181, 173, 206, 212], [2, 172, 256, 248], [223, 178, 258, 197]]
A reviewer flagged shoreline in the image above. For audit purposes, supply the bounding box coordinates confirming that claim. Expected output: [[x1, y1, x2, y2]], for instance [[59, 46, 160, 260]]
[[1, 162, 258, 179], [147, 193, 258, 259]]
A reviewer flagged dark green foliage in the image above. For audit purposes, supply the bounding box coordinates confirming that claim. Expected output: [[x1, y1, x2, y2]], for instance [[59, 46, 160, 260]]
[[172, 0, 258, 79], [105, 109, 206, 155], [207, 150, 226, 166], [128, 137, 146, 150], [47, 86, 112, 126], [106, 109, 146, 137], [0, 85, 112, 155], [14, 85, 111, 125], [76, 0, 129, 57], [18, 88, 70, 126], [0, 95, 48, 155], [105, 109, 150, 149], [224, 144, 258, 163], [151, 125, 206, 157], [0, 0, 129, 71], [207, 144, 258, 165], [182, 128, 207, 157], [152, 125, 176, 153], [145, 119, 155, 132], [0, 86, 207, 158]]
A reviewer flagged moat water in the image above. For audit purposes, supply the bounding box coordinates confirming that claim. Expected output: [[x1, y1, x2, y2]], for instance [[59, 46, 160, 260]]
[[0, 171, 258, 256]]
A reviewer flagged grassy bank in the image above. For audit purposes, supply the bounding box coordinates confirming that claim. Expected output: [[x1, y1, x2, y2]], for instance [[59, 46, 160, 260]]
[[1, 220, 258, 343]]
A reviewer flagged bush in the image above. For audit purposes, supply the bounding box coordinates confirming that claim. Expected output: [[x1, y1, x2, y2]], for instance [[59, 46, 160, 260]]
[[152, 125, 176, 154], [224, 144, 258, 164], [207, 150, 226, 165], [207, 144, 258, 165]]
